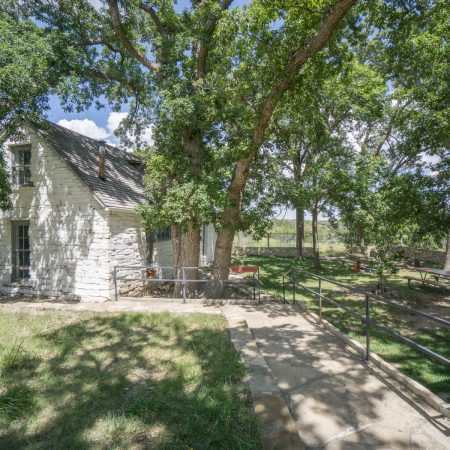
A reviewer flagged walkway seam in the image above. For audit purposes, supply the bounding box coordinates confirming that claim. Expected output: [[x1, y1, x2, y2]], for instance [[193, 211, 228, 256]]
[[226, 314, 305, 450]]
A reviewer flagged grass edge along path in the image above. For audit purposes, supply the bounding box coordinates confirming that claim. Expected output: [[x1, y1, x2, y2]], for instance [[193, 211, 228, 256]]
[[0, 310, 263, 449]]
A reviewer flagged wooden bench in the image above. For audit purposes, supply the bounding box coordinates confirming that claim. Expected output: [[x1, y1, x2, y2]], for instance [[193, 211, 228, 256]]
[[403, 275, 450, 291], [229, 265, 258, 274]]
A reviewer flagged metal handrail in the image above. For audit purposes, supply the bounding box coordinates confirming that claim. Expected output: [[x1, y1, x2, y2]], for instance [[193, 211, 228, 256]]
[[284, 266, 450, 329], [281, 266, 450, 367], [113, 264, 261, 304]]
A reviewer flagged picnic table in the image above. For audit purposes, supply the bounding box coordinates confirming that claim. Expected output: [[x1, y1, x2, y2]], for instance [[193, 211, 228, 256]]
[[405, 267, 450, 292]]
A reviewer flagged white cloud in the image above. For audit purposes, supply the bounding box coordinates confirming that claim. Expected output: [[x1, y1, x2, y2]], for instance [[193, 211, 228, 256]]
[[141, 125, 154, 146], [420, 153, 441, 166], [57, 119, 109, 140], [107, 111, 128, 134], [107, 112, 154, 146], [58, 113, 154, 148]]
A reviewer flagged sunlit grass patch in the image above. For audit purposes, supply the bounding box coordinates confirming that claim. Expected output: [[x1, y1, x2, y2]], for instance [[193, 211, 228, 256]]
[[0, 310, 262, 449]]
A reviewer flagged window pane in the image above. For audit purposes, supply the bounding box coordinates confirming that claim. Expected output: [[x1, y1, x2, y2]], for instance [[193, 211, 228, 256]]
[[24, 251, 30, 266], [12, 222, 31, 281], [23, 167, 31, 184], [23, 149, 31, 165], [11, 146, 31, 186]]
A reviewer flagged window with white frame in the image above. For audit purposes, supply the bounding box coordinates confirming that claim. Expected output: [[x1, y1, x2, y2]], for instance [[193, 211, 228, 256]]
[[12, 221, 31, 281], [11, 144, 32, 186]]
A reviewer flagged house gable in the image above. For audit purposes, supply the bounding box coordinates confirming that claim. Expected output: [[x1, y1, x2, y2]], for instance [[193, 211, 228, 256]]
[[0, 127, 111, 300]]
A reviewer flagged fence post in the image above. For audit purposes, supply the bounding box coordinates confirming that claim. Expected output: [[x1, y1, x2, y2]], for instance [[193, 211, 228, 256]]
[[365, 293, 370, 361], [113, 266, 118, 301], [182, 266, 186, 304], [318, 278, 322, 323], [282, 275, 286, 304], [292, 268, 296, 305]]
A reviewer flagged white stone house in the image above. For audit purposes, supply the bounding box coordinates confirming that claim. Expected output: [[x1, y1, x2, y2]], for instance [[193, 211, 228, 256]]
[[0, 120, 216, 301]]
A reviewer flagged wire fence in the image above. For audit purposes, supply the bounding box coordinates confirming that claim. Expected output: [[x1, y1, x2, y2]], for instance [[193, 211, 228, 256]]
[[232, 232, 347, 257], [233, 232, 345, 249]]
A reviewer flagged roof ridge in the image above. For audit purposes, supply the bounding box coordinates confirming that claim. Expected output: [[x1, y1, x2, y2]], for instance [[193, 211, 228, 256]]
[[37, 118, 144, 161], [25, 117, 147, 210]]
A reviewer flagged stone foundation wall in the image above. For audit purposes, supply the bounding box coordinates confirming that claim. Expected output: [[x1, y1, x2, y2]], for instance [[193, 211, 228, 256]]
[[234, 245, 446, 265], [390, 246, 446, 265]]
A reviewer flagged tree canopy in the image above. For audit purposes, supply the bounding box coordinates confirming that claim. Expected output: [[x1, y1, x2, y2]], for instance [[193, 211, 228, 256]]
[[1, 0, 449, 275]]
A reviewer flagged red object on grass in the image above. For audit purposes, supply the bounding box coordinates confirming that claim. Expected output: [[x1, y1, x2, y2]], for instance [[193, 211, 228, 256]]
[[230, 265, 258, 274]]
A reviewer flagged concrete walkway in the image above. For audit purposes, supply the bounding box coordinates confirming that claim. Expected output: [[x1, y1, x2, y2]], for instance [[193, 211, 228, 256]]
[[222, 302, 450, 449], [1, 298, 449, 449]]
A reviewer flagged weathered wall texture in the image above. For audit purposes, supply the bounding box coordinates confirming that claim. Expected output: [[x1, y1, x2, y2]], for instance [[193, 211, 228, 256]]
[[0, 129, 145, 301]]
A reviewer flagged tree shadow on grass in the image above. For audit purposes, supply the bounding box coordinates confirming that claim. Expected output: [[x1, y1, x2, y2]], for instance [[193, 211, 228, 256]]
[[0, 312, 262, 449]]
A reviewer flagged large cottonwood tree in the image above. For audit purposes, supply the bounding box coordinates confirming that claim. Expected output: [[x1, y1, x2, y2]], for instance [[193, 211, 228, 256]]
[[6, 0, 356, 279], [5, 0, 447, 285]]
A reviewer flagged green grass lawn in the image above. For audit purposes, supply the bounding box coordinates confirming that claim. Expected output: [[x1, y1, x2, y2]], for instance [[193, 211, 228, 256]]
[[0, 310, 262, 449], [240, 255, 450, 398]]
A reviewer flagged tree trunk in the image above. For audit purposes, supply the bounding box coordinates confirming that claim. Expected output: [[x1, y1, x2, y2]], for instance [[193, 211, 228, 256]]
[[445, 229, 450, 271], [296, 208, 305, 257], [207, 227, 235, 298], [171, 221, 201, 298], [209, 0, 357, 287], [170, 133, 203, 297], [312, 203, 321, 269]]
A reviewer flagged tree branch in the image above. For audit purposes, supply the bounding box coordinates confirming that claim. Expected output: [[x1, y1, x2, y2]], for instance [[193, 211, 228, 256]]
[[139, 2, 168, 36], [253, 0, 357, 151], [107, 0, 160, 73], [195, 0, 234, 79], [228, 0, 358, 204]]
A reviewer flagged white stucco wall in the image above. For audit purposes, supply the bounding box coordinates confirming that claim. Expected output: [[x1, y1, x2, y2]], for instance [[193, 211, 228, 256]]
[[152, 239, 173, 268], [0, 128, 111, 301], [107, 210, 148, 298], [0, 128, 219, 301]]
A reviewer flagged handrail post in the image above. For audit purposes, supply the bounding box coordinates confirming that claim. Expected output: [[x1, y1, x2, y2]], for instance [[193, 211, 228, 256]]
[[258, 267, 261, 304], [282, 275, 286, 304], [365, 293, 370, 361], [182, 266, 186, 304], [113, 266, 118, 301], [292, 268, 296, 305], [253, 272, 256, 301], [319, 278, 322, 323]]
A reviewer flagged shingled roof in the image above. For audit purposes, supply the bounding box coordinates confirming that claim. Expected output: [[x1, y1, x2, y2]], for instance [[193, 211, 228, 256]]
[[29, 119, 147, 211]]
